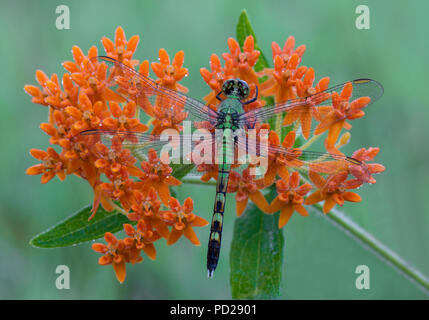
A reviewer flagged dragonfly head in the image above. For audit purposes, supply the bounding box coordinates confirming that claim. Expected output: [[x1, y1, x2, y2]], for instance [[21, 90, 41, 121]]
[[221, 79, 250, 100]]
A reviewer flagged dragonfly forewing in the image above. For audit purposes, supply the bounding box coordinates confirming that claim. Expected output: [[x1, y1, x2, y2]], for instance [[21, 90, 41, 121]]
[[91, 56, 219, 128], [236, 79, 384, 135]]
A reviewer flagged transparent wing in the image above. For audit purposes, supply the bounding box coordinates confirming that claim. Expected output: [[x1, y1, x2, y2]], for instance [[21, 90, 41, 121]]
[[81, 129, 215, 161], [93, 56, 219, 127], [237, 79, 384, 133], [80, 129, 255, 179], [235, 137, 366, 180]]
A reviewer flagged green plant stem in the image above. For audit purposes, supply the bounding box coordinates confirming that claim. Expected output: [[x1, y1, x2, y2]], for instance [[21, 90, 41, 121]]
[[183, 176, 429, 293], [111, 201, 129, 216], [318, 205, 429, 293], [299, 132, 321, 150]]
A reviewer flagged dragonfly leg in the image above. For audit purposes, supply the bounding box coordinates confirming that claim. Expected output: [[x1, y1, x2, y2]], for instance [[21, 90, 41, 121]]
[[242, 85, 258, 105], [216, 91, 224, 102]]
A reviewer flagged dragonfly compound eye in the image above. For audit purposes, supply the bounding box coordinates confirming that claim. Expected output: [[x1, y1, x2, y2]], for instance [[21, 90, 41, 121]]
[[221, 79, 250, 99], [237, 79, 250, 99]]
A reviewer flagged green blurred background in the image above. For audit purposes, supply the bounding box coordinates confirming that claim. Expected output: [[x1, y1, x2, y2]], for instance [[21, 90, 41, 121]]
[[0, 0, 428, 299]]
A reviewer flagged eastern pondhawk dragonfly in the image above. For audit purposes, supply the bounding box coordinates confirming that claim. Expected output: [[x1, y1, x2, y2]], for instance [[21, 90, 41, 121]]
[[81, 56, 383, 277]]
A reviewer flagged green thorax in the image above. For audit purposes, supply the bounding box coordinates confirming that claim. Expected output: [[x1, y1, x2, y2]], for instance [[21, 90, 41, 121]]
[[215, 98, 244, 131]]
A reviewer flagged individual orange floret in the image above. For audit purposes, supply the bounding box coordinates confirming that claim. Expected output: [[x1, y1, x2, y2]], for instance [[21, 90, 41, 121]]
[[99, 178, 139, 213], [305, 171, 362, 213], [264, 130, 303, 187], [271, 36, 306, 62], [227, 168, 270, 216], [39, 107, 75, 147], [92, 232, 142, 283], [93, 139, 143, 181], [314, 82, 371, 147], [102, 100, 148, 132], [282, 68, 330, 139], [348, 147, 385, 184], [222, 36, 260, 85], [152, 48, 188, 93], [267, 171, 312, 228], [200, 54, 232, 105], [24, 70, 79, 112], [259, 36, 307, 104], [102, 26, 140, 65], [162, 197, 208, 246], [65, 93, 111, 134], [63, 46, 117, 100], [138, 149, 181, 206], [128, 188, 170, 239], [128, 187, 161, 220], [123, 220, 161, 260], [26, 148, 67, 183], [150, 99, 189, 135], [321, 143, 385, 185]]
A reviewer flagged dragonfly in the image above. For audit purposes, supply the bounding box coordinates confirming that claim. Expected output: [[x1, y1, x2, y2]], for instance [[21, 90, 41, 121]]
[[81, 56, 384, 277]]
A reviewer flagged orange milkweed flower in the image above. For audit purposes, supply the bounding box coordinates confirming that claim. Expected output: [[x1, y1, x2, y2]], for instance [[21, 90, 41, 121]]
[[271, 36, 306, 62], [227, 168, 270, 216], [150, 99, 189, 135], [314, 81, 371, 147], [148, 49, 190, 134], [93, 139, 143, 181], [267, 171, 312, 228], [123, 220, 161, 260], [309, 145, 385, 186], [64, 43, 131, 103], [92, 232, 142, 283], [138, 149, 181, 206], [305, 171, 362, 213], [162, 197, 209, 246], [103, 101, 148, 132], [128, 187, 161, 220], [101, 26, 140, 65], [24, 71, 77, 111], [65, 94, 111, 134], [99, 178, 139, 213], [26, 148, 67, 183], [282, 68, 331, 139], [222, 36, 260, 85], [128, 187, 170, 239], [200, 49, 264, 112], [200, 54, 232, 105], [264, 130, 303, 186], [348, 147, 386, 184], [151, 49, 188, 93], [63, 46, 121, 102], [259, 36, 307, 104]]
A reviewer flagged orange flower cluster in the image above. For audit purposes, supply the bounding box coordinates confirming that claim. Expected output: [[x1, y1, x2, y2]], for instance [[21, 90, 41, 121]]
[[25, 27, 384, 282], [200, 35, 385, 228], [25, 27, 208, 283]]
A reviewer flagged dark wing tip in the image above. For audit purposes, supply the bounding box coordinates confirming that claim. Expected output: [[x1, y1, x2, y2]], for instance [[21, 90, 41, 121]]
[[79, 129, 118, 136], [97, 55, 117, 63], [346, 156, 363, 166], [79, 129, 98, 136], [353, 78, 384, 103]]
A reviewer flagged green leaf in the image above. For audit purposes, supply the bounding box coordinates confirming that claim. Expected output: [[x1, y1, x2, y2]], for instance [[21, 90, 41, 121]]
[[236, 9, 270, 71], [30, 204, 134, 248], [230, 187, 284, 299], [171, 163, 195, 180]]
